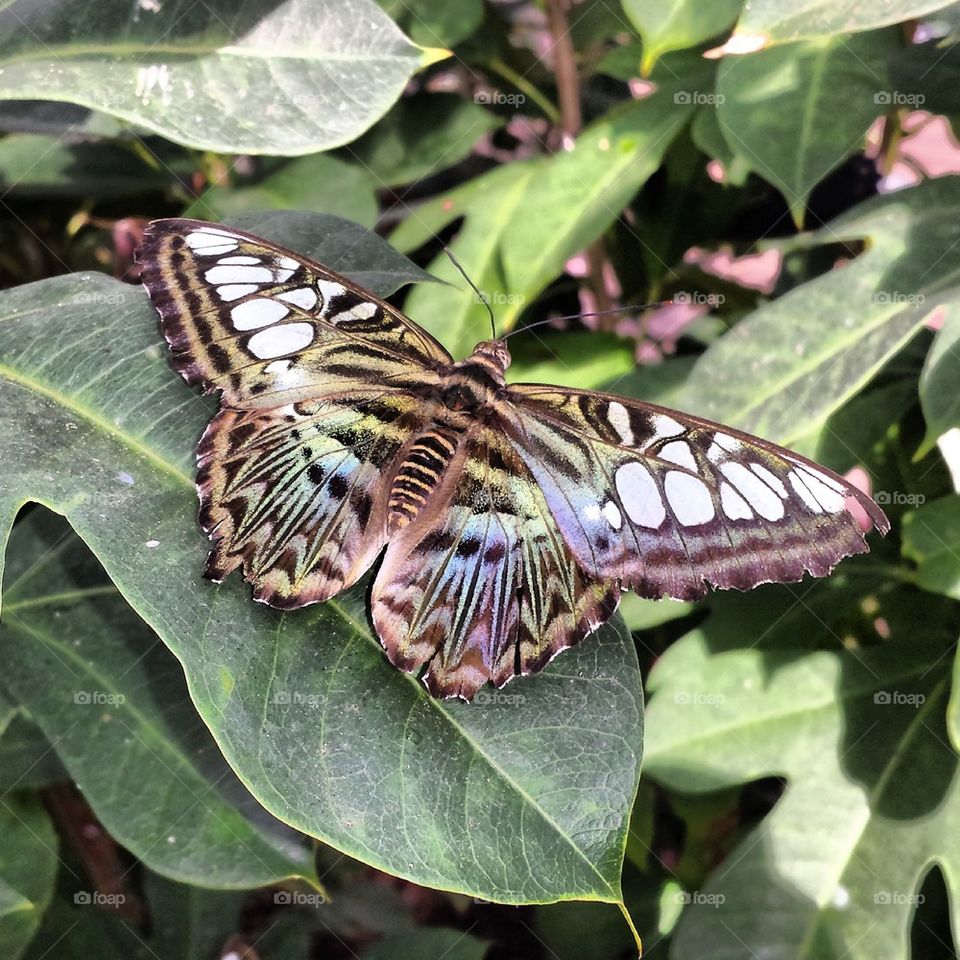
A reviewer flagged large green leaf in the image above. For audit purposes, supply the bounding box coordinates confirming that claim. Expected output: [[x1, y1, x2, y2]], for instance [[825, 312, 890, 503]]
[[0, 509, 317, 889], [0, 214, 644, 907], [732, 0, 955, 45], [0, 0, 440, 155], [0, 715, 65, 792], [0, 795, 58, 960], [394, 91, 694, 355], [679, 178, 960, 455], [903, 495, 960, 600], [621, 0, 743, 71], [186, 155, 379, 227], [644, 629, 960, 959], [716, 32, 898, 221]]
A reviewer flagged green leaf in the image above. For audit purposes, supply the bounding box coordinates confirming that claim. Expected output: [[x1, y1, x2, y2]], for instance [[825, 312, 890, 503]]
[[0, 134, 167, 197], [902, 495, 960, 600], [0, 0, 436, 155], [0, 214, 644, 906], [187, 155, 379, 228], [0, 795, 58, 960], [732, 0, 955, 45], [378, 0, 484, 48], [919, 312, 960, 457], [0, 715, 66, 792], [0, 508, 317, 889], [396, 91, 694, 354], [365, 927, 489, 960], [342, 93, 501, 187], [621, 0, 743, 71], [644, 631, 959, 959], [507, 332, 636, 391], [679, 178, 960, 453], [716, 32, 898, 221], [890, 40, 960, 117], [228, 211, 437, 295]]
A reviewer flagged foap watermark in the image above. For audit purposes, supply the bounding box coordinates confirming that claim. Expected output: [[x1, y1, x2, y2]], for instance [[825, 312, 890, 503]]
[[274, 890, 326, 907], [72, 290, 128, 307], [673, 290, 725, 308], [475, 89, 526, 107], [677, 891, 726, 907], [874, 691, 925, 707], [673, 691, 725, 706], [873, 291, 925, 306], [874, 90, 925, 107], [272, 690, 321, 708], [74, 891, 126, 907], [874, 490, 925, 507], [674, 90, 725, 106], [74, 690, 125, 707], [874, 890, 925, 905], [473, 291, 526, 307], [474, 689, 526, 706]]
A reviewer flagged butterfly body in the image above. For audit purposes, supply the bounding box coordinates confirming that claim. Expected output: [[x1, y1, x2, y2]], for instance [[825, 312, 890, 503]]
[[139, 219, 889, 701]]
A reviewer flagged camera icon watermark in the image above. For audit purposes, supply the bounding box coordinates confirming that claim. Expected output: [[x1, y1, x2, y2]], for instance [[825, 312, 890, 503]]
[[73, 690, 125, 707], [674, 91, 725, 106], [677, 890, 726, 906], [272, 690, 320, 708], [74, 891, 126, 906], [474, 689, 526, 706], [673, 691, 725, 706], [873, 691, 925, 707], [673, 290, 725, 307], [874, 91, 925, 107], [475, 90, 526, 107], [873, 491, 925, 507], [874, 890, 925, 905], [872, 291, 925, 306], [273, 890, 326, 907]]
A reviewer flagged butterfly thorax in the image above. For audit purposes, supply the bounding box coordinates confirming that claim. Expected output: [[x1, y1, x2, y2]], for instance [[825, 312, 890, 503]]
[[387, 341, 511, 531]]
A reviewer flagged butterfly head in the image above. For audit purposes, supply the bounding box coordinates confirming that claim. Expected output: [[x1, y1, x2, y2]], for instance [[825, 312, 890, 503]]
[[468, 339, 511, 373]]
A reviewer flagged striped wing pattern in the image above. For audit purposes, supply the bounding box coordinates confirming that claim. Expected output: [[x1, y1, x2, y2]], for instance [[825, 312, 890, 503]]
[[140, 218, 890, 701], [371, 427, 618, 699]]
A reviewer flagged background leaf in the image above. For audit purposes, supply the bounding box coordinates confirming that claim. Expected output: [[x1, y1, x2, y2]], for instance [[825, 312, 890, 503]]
[[0, 0, 435, 155]]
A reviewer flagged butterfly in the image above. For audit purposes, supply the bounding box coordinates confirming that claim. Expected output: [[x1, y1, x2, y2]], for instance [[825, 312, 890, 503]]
[[138, 219, 889, 701]]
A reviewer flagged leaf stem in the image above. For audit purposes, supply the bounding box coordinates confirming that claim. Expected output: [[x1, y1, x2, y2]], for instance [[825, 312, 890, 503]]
[[483, 58, 560, 123], [618, 899, 644, 957]]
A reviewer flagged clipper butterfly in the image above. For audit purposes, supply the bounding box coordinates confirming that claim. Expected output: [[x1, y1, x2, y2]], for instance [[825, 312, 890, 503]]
[[138, 219, 889, 701]]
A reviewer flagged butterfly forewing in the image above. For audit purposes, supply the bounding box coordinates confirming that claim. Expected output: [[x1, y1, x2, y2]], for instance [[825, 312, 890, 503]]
[[138, 219, 451, 407], [506, 385, 889, 600]]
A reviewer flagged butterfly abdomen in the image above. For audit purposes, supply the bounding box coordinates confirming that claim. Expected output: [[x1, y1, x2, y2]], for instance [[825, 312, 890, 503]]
[[389, 429, 459, 530]]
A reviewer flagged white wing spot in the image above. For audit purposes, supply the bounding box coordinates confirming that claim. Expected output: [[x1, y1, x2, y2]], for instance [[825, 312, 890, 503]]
[[583, 503, 602, 522], [720, 482, 753, 520], [602, 501, 623, 530], [794, 467, 846, 512], [247, 322, 314, 359], [216, 255, 261, 265], [607, 401, 634, 445], [660, 440, 697, 471], [352, 301, 378, 319], [264, 359, 292, 373], [615, 461, 666, 528], [216, 284, 258, 302], [789, 470, 824, 513], [750, 462, 788, 497], [714, 432, 741, 453], [651, 414, 685, 440], [787, 459, 846, 494], [205, 265, 274, 284], [277, 256, 300, 271], [278, 287, 318, 311], [665, 471, 715, 525], [185, 230, 239, 254], [316, 279, 347, 307], [720, 462, 784, 520], [231, 298, 290, 330]]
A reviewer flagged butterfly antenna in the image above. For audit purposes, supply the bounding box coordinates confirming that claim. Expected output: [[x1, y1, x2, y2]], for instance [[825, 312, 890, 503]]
[[442, 245, 497, 339], [501, 301, 672, 340]]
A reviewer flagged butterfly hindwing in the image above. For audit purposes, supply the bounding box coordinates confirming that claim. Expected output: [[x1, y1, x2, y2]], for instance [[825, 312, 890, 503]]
[[138, 218, 451, 407], [198, 392, 423, 607], [507, 386, 889, 601], [370, 427, 619, 699]]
